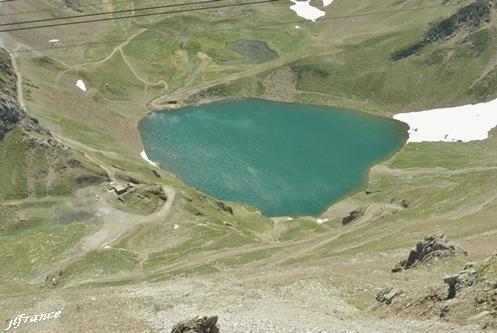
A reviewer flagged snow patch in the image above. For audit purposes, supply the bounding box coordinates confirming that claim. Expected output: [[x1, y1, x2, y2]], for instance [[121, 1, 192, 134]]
[[48, 39, 60, 43], [290, 0, 326, 22], [140, 150, 159, 167], [393, 98, 497, 143], [323, 0, 334, 6], [76, 79, 87, 92], [316, 218, 329, 224], [174, 224, 179, 230]]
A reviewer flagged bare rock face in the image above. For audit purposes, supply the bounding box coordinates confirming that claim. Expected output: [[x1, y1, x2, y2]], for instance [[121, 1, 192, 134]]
[[444, 254, 497, 298], [392, 233, 467, 272], [0, 94, 49, 141], [440, 255, 497, 328], [341, 209, 361, 225], [0, 48, 49, 141], [0, 96, 23, 140], [377, 254, 497, 329], [171, 316, 220, 333], [444, 262, 478, 299], [376, 287, 404, 305]]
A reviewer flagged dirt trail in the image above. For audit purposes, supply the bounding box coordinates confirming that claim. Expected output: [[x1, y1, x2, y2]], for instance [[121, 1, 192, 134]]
[[148, 47, 334, 110], [119, 49, 168, 89], [0, 196, 64, 207], [118, 219, 372, 282], [87, 199, 406, 284], [54, 134, 118, 182], [373, 164, 497, 177], [55, 28, 150, 86], [30, 132, 176, 284], [78, 186, 175, 252], [10, 47, 25, 108], [470, 51, 497, 89], [9, 45, 178, 285], [30, 186, 175, 285], [266, 223, 370, 268]]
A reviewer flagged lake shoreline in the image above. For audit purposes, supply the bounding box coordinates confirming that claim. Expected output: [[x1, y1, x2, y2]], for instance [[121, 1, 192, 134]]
[[139, 98, 409, 218]]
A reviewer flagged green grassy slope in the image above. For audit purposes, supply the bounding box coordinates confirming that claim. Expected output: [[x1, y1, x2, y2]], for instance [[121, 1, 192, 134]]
[[1, 0, 497, 303]]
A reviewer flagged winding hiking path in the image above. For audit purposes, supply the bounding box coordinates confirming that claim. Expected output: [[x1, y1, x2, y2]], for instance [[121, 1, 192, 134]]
[[119, 48, 168, 89], [30, 186, 175, 285], [54, 28, 157, 88], [8, 36, 178, 286]]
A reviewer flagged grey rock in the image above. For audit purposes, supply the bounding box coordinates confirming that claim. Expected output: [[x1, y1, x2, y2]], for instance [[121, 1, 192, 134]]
[[216, 201, 234, 215], [376, 287, 404, 305], [342, 209, 361, 225], [392, 233, 467, 272], [171, 316, 220, 333], [0, 95, 49, 140]]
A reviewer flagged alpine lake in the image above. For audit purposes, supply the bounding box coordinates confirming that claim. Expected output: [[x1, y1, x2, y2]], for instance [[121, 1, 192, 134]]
[[139, 99, 407, 217]]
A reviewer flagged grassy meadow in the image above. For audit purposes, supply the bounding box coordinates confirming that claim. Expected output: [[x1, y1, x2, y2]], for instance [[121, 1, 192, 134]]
[[1, 0, 497, 308]]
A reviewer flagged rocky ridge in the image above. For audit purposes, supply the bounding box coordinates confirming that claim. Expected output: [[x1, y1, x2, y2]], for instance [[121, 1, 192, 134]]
[[0, 48, 49, 141], [377, 248, 497, 329], [392, 233, 467, 272], [171, 316, 220, 333]]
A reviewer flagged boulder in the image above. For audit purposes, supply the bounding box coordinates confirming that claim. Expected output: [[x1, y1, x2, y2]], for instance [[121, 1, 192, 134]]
[[392, 233, 467, 272], [444, 262, 478, 299], [171, 316, 220, 333], [216, 201, 234, 215], [342, 209, 361, 225], [44, 270, 64, 288], [376, 287, 404, 305], [444, 255, 497, 300]]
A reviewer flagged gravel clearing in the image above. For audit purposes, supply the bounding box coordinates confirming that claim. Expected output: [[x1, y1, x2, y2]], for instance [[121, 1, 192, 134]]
[[120, 268, 485, 333]]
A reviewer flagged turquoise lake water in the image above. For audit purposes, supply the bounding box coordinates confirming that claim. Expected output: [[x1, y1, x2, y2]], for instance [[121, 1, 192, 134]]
[[139, 100, 406, 217]]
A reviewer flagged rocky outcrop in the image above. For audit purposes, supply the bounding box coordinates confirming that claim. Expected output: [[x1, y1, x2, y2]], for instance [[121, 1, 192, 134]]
[[341, 209, 361, 225], [391, 0, 495, 60], [392, 233, 467, 272], [0, 96, 21, 141], [0, 96, 50, 140], [439, 255, 497, 328], [444, 254, 497, 299], [444, 262, 478, 299], [376, 287, 404, 305], [44, 270, 64, 288], [377, 254, 497, 329], [216, 201, 234, 215], [171, 316, 220, 333], [63, 0, 83, 12], [0, 48, 17, 97], [0, 48, 49, 141]]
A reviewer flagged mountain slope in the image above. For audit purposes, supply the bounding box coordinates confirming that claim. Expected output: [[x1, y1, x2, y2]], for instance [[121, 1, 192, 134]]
[[1, 0, 497, 331]]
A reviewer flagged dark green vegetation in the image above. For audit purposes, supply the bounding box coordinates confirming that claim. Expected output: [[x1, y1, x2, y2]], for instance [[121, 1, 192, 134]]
[[0, 49, 107, 199], [225, 39, 279, 62], [0, 127, 107, 200], [391, 0, 494, 60], [0, 47, 108, 282]]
